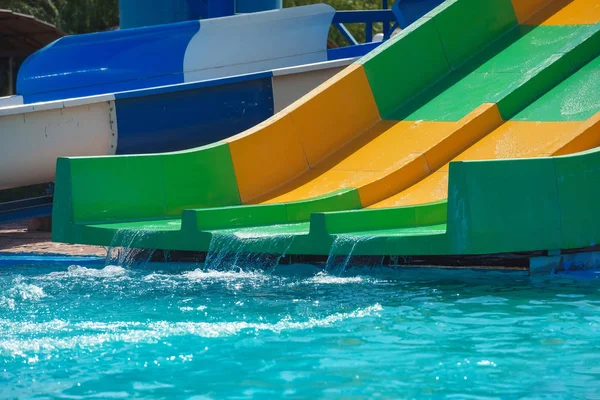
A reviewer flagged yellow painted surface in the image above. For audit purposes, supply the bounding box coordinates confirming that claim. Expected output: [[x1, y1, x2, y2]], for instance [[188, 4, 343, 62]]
[[424, 104, 503, 171], [257, 118, 450, 204], [511, 0, 555, 24], [227, 110, 307, 203], [372, 119, 598, 208], [357, 155, 431, 207], [531, 0, 600, 25], [291, 65, 381, 167], [256, 104, 501, 207], [358, 103, 502, 206], [553, 112, 600, 154], [226, 64, 380, 203]]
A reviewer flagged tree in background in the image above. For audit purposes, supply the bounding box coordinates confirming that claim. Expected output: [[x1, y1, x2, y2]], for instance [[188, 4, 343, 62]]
[[0, 0, 387, 41], [284, 0, 388, 45], [0, 0, 119, 34]]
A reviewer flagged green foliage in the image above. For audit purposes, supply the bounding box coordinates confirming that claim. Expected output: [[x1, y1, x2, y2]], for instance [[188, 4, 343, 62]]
[[285, 0, 389, 45], [58, 0, 119, 34], [0, 0, 388, 42], [0, 0, 119, 34]]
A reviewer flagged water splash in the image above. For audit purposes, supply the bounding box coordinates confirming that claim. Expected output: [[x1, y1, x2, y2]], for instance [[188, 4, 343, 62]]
[[105, 229, 155, 267], [182, 269, 269, 283], [7, 282, 46, 301], [0, 278, 47, 310], [304, 271, 365, 285], [204, 232, 295, 271], [39, 265, 128, 280], [325, 235, 377, 275]]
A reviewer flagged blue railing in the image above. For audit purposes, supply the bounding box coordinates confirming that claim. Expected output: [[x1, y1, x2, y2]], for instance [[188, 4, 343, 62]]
[[193, 0, 443, 48], [331, 0, 445, 46], [332, 8, 396, 45]]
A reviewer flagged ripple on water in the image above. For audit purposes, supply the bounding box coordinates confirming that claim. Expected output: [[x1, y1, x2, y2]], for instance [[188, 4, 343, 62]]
[[0, 304, 383, 357], [0, 264, 599, 399]]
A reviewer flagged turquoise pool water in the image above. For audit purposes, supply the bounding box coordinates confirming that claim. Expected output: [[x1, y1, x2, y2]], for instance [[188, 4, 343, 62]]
[[1, 262, 599, 398]]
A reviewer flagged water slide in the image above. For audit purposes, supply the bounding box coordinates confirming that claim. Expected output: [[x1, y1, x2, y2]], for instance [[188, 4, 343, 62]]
[[53, 0, 600, 263], [0, 4, 373, 192]]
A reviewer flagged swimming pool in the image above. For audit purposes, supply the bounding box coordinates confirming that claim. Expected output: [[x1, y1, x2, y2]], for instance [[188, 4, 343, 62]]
[[1, 261, 599, 398]]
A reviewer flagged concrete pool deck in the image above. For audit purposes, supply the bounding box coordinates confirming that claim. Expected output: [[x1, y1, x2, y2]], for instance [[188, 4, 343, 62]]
[[0, 222, 106, 257]]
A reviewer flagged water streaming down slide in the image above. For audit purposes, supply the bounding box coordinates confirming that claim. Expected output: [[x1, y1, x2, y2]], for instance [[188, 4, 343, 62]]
[[53, 0, 600, 259]]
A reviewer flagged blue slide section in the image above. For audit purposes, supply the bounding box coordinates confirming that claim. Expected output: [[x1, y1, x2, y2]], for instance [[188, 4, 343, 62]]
[[17, 21, 199, 103], [115, 73, 274, 154]]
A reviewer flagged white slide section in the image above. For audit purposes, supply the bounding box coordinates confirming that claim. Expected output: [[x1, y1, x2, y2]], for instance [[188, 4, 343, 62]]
[[183, 4, 335, 82], [0, 98, 117, 190], [0, 60, 354, 190], [271, 58, 353, 112], [0, 95, 24, 108]]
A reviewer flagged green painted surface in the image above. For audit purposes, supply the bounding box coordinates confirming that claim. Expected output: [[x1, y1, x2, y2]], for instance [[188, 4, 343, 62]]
[[514, 55, 600, 121], [184, 204, 288, 231], [309, 201, 447, 235], [360, 16, 451, 119], [64, 143, 239, 224], [70, 155, 165, 223], [554, 149, 600, 249], [51, 160, 73, 244], [181, 189, 361, 231], [398, 24, 600, 121], [431, 0, 516, 69], [285, 189, 361, 222], [162, 145, 241, 217], [446, 158, 563, 255], [565, 25, 600, 72], [361, 0, 518, 120], [52, 143, 240, 244]]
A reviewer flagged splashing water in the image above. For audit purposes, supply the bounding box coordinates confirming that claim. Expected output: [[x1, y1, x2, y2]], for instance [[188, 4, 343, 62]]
[[325, 235, 378, 274], [204, 232, 295, 271], [1, 261, 600, 398], [105, 229, 155, 268]]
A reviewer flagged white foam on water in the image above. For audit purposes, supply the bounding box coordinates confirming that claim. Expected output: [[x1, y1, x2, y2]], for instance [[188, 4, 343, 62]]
[[6, 282, 46, 301], [304, 272, 365, 285], [38, 265, 128, 280], [0, 304, 383, 356], [0, 296, 15, 310], [183, 269, 269, 282]]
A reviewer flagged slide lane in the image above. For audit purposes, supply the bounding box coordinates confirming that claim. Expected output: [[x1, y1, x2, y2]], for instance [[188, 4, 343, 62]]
[[219, 0, 521, 206], [373, 52, 600, 208], [248, 15, 599, 211]]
